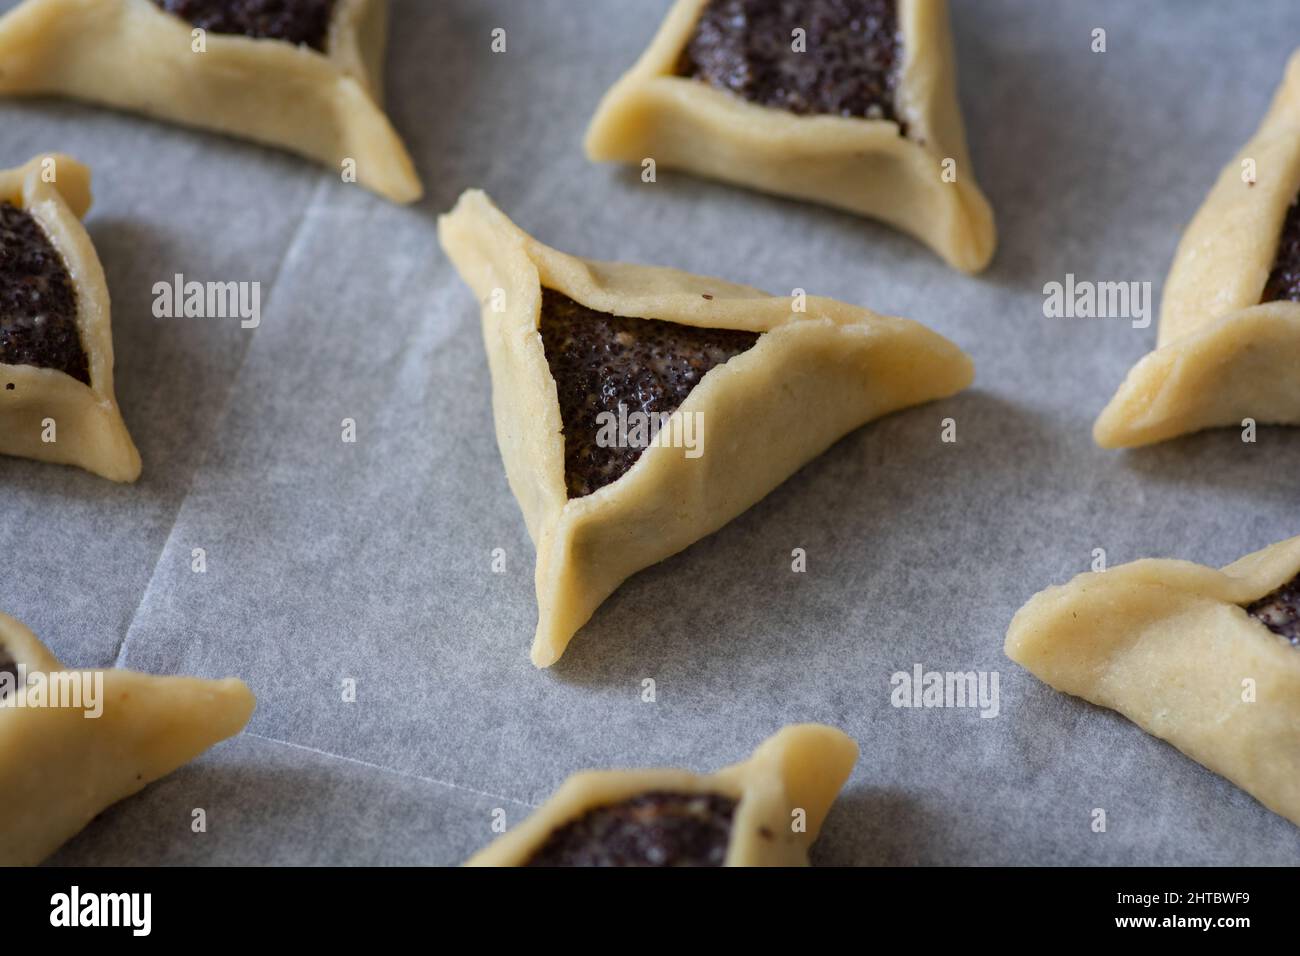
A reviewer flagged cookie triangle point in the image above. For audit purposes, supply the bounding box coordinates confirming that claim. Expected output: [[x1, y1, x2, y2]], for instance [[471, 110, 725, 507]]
[[0, 0, 421, 203], [1005, 535, 1300, 827], [1096, 50, 1300, 448], [439, 188, 973, 667], [0, 610, 255, 865], [466, 723, 858, 866], [584, 0, 996, 272], [0, 154, 141, 481]]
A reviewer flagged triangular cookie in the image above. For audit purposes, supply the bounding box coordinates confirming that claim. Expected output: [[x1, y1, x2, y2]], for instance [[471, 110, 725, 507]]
[[439, 189, 974, 667], [0, 610, 256, 865], [1, 154, 141, 481], [0, 0, 421, 204], [1095, 50, 1300, 447], [1005, 535, 1300, 827], [466, 723, 857, 866], [585, 0, 995, 273]]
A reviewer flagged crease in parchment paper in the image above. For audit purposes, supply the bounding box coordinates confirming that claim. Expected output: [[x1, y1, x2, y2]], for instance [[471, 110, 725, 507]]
[[245, 731, 540, 810], [96, 182, 538, 818], [112, 178, 332, 669]]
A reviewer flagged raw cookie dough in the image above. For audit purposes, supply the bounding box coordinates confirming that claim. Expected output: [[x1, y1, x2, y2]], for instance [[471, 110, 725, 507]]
[[1005, 534, 1300, 828], [1095, 50, 1300, 447], [467, 724, 858, 866], [438, 189, 974, 667], [0, 610, 256, 865], [0, 155, 140, 482], [0, 0, 420, 204], [585, 0, 995, 273]]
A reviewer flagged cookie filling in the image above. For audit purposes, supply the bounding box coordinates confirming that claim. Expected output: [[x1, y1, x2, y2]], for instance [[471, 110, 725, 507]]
[[679, 0, 905, 125], [539, 289, 760, 499], [1261, 196, 1300, 303], [1244, 572, 1300, 646], [0, 644, 17, 701], [0, 201, 88, 385], [153, 0, 337, 51], [525, 791, 737, 867]]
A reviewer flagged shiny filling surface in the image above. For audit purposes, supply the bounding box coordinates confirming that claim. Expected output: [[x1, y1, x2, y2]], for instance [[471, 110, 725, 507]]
[[525, 791, 737, 867], [539, 288, 760, 499], [154, 0, 337, 50], [679, 0, 905, 124], [0, 201, 87, 384], [1244, 571, 1300, 647]]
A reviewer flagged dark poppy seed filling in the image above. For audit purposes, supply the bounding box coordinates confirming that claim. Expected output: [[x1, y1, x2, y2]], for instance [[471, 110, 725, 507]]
[[0, 644, 17, 701], [1261, 197, 1300, 303], [1244, 572, 1300, 647], [679, 0, 905, 127], [524, 791, 737, 867], [153, 0, 337, 50], [539, 289, 760, 499], [0, 201, 87, 385]]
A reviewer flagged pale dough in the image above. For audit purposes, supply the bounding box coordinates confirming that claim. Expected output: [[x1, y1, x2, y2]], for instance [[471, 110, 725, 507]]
[[1095, 50, 1300, 447], [0, 154, 141, 482], [466, 723, 858, 866], [0, 0, 421, 204], [1005, 535, 1300, 827], [584, 0, 995, 273], [0, 610, 255, 865], [438, 189, 974, 667]]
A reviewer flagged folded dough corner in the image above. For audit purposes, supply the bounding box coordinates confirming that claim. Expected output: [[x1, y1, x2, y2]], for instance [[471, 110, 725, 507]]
[[465, 723, 858, 866], [0, 0, 421, 204], [1095, 49, 1300, 448], [0, 610, 255, 865], [584, 0, 996, 273], [1005, 535, 1300, 828], [438, 188, 974, 667], [0, 154, 141, 481]]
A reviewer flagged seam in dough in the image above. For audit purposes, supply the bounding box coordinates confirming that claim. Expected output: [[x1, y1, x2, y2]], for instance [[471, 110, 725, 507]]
[[1095, 50, 1300, 447], [0, 610, 256, 865], [0, 154, 141, 481], [0, 0, 421, 204], [1005, 534, 1300, 828], [584, 0, 996, 273], [465, 723, 858, 866], [438, 189, 974, 667]]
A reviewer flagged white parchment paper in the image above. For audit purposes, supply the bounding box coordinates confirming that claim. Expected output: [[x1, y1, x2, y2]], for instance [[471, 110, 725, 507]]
[[2, 0, 1297, 865]]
